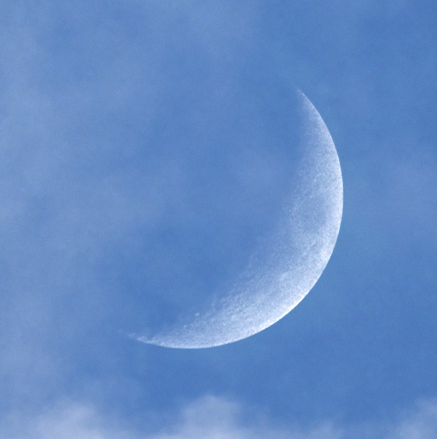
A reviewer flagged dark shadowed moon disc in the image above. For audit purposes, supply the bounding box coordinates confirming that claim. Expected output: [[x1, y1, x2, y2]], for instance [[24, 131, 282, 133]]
[[132, 90, 343, 349]]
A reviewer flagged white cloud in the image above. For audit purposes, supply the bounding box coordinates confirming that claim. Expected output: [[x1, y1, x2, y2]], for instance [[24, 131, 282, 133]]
[[147, 396, 339, 439], [3, 404, 129, 439], [0, 396, 339, 439], [386, 401, 437, 439], [4, 396, 437, 439]]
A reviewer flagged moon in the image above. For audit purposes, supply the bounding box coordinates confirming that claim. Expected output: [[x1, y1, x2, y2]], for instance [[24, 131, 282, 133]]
[[133, 90, 343, 349]]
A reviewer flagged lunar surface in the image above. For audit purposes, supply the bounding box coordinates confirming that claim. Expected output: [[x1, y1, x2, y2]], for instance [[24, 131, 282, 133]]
[[133, 90, 343, 349]]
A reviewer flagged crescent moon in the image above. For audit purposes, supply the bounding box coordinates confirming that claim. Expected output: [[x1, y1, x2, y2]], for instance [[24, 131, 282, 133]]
[[134, 91, 343, 349]]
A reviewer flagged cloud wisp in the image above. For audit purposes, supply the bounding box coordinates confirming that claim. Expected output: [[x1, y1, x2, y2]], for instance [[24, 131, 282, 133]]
[[2, 396, 437, 439]]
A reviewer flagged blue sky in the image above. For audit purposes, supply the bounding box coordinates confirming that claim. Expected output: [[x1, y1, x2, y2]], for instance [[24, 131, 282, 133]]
[[1, 0, 437, 437]]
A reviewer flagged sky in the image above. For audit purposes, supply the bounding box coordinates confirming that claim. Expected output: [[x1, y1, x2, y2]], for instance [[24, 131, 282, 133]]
[[1, 0, 437, 438]]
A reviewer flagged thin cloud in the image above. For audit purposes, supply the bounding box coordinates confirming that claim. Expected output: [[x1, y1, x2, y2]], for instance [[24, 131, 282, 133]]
[[3, 396, 437, 439]]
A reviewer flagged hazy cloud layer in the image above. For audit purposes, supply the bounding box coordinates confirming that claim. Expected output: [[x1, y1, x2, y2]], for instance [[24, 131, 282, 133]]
[[2, 396, 437, 439]]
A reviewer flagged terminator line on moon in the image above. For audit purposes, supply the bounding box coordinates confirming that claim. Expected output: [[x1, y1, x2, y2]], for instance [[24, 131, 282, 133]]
[[133, 91, 343, 349]]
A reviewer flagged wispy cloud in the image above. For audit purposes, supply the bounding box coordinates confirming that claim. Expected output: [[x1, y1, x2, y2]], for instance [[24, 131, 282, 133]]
[[0, 396, 338, 439], [2, 396, 437, 439]]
